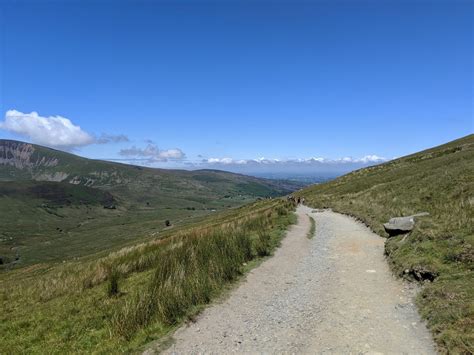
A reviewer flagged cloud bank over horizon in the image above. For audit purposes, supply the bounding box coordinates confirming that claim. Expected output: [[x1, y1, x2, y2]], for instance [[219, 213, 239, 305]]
[[109, 153, 391, 178], [191, 155, 390, 177], [200, 155, 388, 166]]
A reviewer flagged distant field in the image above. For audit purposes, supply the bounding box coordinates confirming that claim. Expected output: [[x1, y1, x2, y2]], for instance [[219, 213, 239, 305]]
[[297, 134, 474, 353], [0, 180, 257, 267]]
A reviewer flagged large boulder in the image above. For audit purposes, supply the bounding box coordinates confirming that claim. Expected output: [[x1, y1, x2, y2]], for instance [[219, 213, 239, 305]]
[[383, 212, 429, 237], [384, 217, 415, 236]]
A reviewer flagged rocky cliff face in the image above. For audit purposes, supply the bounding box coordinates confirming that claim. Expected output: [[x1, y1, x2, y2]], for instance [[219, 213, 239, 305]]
[[0, 140, 59, 170], [0, 140, 130, 186]]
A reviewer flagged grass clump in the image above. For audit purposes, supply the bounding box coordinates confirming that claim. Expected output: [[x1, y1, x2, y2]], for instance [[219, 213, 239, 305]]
[[255, 229, 272, 256], [307, 215, 316, 239], [107, 268, 120, 297], [297, 134, 474, 353]]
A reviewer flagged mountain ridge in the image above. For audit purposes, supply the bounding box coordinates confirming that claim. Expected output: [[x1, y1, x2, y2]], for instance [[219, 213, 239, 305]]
[[0, 139, 301, 193]]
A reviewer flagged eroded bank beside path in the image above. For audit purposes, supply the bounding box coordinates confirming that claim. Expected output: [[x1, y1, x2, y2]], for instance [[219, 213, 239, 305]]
[[149, 205, 435, 354]]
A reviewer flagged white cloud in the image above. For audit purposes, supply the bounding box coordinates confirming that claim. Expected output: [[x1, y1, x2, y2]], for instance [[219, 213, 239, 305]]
[[157, 148, 185, 159], [333, 155, 387, 163], [357, 155, 386, 163], [1, 110, 94, 148], [96, 134, 129, 144], [119, 143, 185, 162], [206, 157, 235, 164], [0, 109, 129, 149], [308, 157, 327, 162]]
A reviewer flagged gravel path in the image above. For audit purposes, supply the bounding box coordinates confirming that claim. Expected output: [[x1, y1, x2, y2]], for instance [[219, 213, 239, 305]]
[[156, 206, 436, 354]]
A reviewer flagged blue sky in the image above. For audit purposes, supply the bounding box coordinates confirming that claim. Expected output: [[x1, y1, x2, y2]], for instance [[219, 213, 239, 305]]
[[0, 0, 472, 174]]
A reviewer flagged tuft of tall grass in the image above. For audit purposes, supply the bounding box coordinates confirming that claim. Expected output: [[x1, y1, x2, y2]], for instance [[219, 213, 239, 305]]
[[307, 215, 316, 239], [255, 230, 272, 256], [107, 268, 120, 297]]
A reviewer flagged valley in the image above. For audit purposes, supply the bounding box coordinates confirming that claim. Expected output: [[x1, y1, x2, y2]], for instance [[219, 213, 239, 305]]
[[0, 139, 301, 267]]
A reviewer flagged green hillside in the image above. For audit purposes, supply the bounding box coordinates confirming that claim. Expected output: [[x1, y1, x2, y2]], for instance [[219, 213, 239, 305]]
[[0, 139, 300, 267], [296, 134, 474, 353], [0, 198, 296, 353]]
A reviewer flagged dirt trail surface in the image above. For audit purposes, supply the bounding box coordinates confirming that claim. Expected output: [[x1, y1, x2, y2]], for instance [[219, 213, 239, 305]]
[[156, 206, 436, 354]]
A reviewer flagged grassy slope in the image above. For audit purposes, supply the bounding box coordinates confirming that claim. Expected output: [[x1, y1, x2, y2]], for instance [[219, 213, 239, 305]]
[[0, 198, 296, 353], [297, 134, 474, 353], [0, 139, 301, 267]]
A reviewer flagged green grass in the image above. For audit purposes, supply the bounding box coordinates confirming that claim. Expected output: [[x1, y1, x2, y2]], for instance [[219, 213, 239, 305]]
[[0, 198, 296, 353], [296, 134, 474, 353], [307, 215, 316, 239]]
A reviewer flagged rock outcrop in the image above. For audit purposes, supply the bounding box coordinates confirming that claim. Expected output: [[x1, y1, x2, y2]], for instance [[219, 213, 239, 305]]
[[0, 140, 59, 169], [384, 212, 429, 237]]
